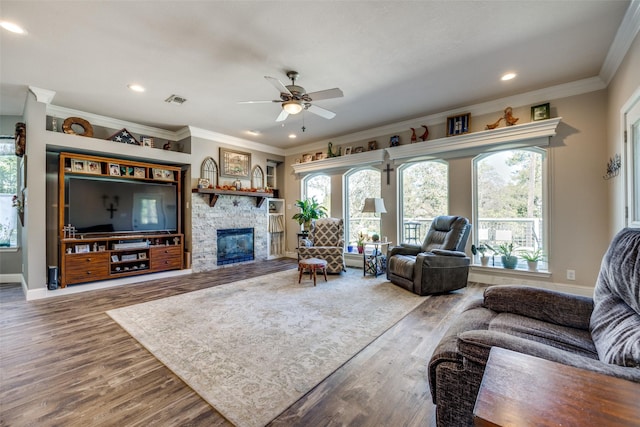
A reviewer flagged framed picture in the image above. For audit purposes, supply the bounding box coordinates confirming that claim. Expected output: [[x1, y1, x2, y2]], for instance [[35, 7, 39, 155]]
[[121, 254, 138, 261], [302, 153, 313, 163], [389, 135, 400, 147], [315, 152, 325, 161], [198, 178, 210, 189], [133, 167, 146, 178], [220, 148, 251, 178], [75, 244, 90, 253], [367, 141, 377, 151], [446, 113, 471, 136], [72, 159, 86, 172], [152, 168, 174, 181], [138, 253, 147, 260], [354, 146, 364, 153], [344, 147, 352, 155], [141, 136, 154, 147], [86, 161, 101, 174], [98, 245, 106, 252], [109, 163, 121, 176], [111, 255, 120, 262], [531, 103, 550, 121]]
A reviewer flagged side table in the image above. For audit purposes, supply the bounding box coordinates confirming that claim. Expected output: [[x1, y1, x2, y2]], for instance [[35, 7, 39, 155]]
[[473, 347, 640, 427], [362, 241, 391, 277]]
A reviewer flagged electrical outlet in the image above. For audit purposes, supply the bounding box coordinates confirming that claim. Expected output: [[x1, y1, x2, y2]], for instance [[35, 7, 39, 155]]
[[567, 269, 576, 280]]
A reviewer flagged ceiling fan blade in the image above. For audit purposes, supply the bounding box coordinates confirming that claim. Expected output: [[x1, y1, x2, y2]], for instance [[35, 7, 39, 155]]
[[275, 109, 289, 122], [265, 76, 292, 96], [237, 100, 281, 104], [307, 104, 336, 120], [306, 88, 343, 101]]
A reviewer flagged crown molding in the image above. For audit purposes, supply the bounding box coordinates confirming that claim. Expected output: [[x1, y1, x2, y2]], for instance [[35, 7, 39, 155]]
[[291, 149, 386, 175], [600, 0, 640, 85], [386, 118, 561, 162], [28, 86, 56, 104], [187, 126, 285, 157], [285, 78, 603, 157]]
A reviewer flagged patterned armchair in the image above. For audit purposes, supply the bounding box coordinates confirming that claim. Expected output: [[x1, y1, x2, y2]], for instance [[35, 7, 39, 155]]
[[298, 218, 346, 274]]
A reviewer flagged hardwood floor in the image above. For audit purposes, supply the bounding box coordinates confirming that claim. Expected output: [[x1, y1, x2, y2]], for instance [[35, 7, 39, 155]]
[[0, 260, 485, 426]]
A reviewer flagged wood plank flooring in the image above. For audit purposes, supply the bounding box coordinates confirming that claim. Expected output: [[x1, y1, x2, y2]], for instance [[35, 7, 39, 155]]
[[0, 259, 485, 426]]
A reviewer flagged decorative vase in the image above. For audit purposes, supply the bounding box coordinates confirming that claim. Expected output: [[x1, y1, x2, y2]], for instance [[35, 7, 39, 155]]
[[502, 255, 518, 269], [480, 256, 490, 266], [527, 260, 539, 271]]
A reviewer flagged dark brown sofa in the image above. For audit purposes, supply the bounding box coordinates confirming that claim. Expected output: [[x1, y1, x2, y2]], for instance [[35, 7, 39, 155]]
[[428, 228, 640, 426]]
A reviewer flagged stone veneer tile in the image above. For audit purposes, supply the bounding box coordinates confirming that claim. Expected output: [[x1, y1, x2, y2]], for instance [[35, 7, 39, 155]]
[[191, 193, 268, 272]]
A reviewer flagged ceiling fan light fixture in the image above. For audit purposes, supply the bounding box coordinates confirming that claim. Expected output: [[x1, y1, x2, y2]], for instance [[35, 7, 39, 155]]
[[283, 100, 303, 115]]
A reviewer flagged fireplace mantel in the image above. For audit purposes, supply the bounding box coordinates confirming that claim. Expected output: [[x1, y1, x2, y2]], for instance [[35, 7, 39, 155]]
[[192, 188, 272, 208]]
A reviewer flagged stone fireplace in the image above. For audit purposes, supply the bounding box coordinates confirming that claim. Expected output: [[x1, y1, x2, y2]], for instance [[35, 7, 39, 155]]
[[191, 193, 268, 272]]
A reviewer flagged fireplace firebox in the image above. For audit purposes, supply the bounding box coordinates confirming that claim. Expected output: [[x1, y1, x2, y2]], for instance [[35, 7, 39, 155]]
[[217, 228, 254, 265]]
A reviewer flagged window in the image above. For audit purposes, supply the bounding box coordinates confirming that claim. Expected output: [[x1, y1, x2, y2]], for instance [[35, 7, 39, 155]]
[[0, 140, 18, 247], [344, 168, 381, 245], [473, 148, 547, 270], [625, 93, 640, 227], [399, 160, 448, 244], [303, 174, 331, 215]]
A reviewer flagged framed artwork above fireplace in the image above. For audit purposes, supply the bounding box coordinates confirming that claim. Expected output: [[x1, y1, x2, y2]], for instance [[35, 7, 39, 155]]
[[220, 148, 251, 178]]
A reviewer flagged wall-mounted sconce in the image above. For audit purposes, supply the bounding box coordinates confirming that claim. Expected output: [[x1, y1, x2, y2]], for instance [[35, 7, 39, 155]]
[[603, 154, 621, 180]]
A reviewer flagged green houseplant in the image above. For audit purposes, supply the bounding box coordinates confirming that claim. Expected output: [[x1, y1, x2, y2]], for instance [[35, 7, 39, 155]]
[[520, 248, 544, 271], [471, 243, 490, 266], [292, 197, 328, 232], [486, 242, 518, 269]]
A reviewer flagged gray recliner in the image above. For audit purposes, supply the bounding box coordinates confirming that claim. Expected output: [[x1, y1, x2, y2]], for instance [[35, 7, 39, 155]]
[[386, 216, 471, 295]]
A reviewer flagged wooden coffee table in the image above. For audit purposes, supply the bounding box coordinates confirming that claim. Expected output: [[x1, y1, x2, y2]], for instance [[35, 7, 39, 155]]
[[298, 258, 328, 286]]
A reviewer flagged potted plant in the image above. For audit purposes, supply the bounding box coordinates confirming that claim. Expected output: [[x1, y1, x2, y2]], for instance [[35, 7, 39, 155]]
[[520, 248, 544, 271], [471, 243, 490, 266], [487, 242, 518, 269], [357, 232, 366, 254], [292, 197, 328, 232]]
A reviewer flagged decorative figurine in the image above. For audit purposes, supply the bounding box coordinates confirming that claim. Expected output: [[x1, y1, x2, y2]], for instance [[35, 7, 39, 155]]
[[327, 142, 337, 158], [420, 125, 429, 141], [485, 117, 503, 130], [504, 107, 519, 126], [410, 128, 417, 143]]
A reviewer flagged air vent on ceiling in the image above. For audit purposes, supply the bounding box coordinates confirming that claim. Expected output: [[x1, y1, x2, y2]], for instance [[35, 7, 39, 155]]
[[165, 94, 187, 105]]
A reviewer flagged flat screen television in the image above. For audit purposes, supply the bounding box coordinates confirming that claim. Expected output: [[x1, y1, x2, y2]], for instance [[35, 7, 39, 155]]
[[65, 175, 178, 234]]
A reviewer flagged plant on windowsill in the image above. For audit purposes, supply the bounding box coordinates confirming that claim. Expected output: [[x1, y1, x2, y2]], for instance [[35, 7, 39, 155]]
[[357, 232, 366, 254], [292, 196, 328, 233], [471, 243, 490, 266], [520, 248, 545, 271], [486, 242, 518, 269]]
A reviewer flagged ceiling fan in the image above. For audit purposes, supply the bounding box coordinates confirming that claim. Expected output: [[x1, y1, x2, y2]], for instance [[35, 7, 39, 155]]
[[240, 71, 343, 122]]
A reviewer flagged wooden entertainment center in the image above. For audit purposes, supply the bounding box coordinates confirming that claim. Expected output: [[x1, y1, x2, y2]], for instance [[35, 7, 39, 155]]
[[58, 152, 184, 288]]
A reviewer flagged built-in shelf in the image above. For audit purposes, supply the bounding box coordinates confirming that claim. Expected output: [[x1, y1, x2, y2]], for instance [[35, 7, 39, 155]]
[[291, 149, 386, 175], [291, 118, 562, 174], [192, 188, 273, 208]]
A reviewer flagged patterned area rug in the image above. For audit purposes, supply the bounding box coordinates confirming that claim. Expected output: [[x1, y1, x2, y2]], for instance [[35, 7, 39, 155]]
[[107, 268, 425, 427]]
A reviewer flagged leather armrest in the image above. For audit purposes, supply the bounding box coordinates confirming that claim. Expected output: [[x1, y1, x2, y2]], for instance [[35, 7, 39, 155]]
[[431, 249, 467, 257], [483, 285, 593, 330], [388, 244, 421, 257]]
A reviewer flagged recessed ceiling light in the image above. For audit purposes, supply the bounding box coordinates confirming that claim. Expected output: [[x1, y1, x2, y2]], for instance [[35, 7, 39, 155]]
[[127, 84, 145, 93], [288, 134, 297, 139], [501, 73, 517, 81], [0, 21, 26, 34], [247, 130, 260, 136]]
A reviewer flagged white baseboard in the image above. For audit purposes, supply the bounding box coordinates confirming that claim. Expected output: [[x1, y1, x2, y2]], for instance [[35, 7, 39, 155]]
[[25, 269, 193, 301], [469, 270, 593, 297], [0, 273, 23, 284]]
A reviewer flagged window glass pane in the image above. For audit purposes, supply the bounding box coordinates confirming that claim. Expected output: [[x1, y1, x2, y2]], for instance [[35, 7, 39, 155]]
[[345, 169, 381, 245], [400, 161, 448, 243], [303, 174, 331, 215], [0, 145, 18, 247], [475, 149, 546, 270]]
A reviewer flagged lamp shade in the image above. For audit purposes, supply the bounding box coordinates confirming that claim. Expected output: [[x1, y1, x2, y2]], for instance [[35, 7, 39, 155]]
[[282, 100, 303, 115], [362, 198, 387, 213]]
